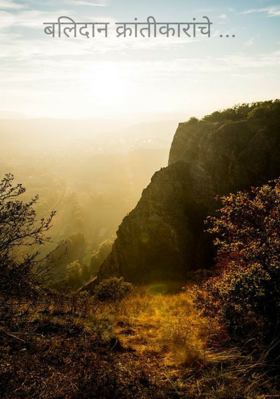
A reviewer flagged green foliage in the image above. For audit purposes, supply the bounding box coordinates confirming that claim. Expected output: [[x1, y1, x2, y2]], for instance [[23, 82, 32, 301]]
[[94, 277, 132, 302], [199, 99, 280, 124], [65, 260, 83, 289], [204, 178, 280, 344], [47, 232, 86, 275], [50, 237, 113, 291], [248, 105, 270, 120], [187, 117, 199, 124], [89, 239, 113, 276]]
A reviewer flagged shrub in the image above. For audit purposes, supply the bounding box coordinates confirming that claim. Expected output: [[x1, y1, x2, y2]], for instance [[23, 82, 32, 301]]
[[94, 277, 132, 302], [203, 178, 280, 346], [202, 263, 280, 341]]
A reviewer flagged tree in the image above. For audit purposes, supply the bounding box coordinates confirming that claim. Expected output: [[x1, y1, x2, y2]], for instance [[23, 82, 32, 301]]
[[187, 117, 199, 124], [0, 174, 55, 297], [248, 105, 270, 120], [65, 260, 82, 288], [89, 239, 113, 276], [47, 232, 86, 274], [201, 99, 280, 124]]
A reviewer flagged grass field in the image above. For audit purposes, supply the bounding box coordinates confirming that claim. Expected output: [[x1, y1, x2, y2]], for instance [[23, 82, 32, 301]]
[[1, 286, 279, 399]]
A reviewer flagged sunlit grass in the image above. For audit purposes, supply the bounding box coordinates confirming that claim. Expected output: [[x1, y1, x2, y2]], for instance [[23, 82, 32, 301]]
[[2, 287, 278, 398], [79, 286, 280, 397], [90, 288, 225, 368]]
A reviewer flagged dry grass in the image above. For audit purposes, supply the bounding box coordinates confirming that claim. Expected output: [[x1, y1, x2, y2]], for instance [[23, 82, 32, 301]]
[[88, 287, 280, 398], [111, 291, 218, 364], [1, 288, 280, 398]]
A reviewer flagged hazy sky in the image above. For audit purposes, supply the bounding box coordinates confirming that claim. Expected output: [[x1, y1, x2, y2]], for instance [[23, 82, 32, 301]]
[[0, 0, 280, 121]]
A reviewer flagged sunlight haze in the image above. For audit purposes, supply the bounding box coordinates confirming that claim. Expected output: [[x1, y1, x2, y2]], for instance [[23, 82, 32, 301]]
[[0, 0, 279, 120]]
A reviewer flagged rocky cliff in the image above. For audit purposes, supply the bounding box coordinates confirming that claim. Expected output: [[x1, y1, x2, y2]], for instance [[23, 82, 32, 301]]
[[98, 103, 280, 283]]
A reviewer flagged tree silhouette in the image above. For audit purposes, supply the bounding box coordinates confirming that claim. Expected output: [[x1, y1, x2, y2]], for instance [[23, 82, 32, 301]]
[[0, 174, 55, 297]]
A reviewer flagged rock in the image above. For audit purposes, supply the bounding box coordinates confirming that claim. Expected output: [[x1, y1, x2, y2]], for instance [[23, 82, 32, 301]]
[[99, 161, 212, 283], [98, 112, 280, 283]]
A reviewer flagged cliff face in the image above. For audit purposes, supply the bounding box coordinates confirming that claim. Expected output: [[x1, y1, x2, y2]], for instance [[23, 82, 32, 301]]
[[99, 116, 280, 283]]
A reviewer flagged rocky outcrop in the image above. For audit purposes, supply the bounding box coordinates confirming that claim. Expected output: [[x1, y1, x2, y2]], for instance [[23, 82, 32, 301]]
[[98, 115, 280, 283]]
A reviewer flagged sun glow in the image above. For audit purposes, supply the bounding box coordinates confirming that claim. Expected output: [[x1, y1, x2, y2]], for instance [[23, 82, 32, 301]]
[[81, 63, 135, 110]]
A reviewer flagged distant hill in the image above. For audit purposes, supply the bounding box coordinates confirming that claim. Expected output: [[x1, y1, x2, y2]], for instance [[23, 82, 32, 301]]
[[0, 111, 27, 119], [0, 118, 176, 155]]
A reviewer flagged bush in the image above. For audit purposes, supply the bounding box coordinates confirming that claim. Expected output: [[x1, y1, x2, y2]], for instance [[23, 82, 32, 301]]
[[94, 277, 132, 302], [202, 263, 280, 342], [203, 178, 280, 346]]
